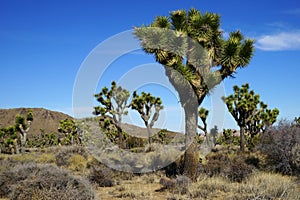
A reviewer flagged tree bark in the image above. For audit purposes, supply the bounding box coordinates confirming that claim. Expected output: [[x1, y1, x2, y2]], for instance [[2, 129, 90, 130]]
[[20, 133, 26, 153], [146, 124, 152, 145], [240, 126, 245, 152], [183, 101, 198, 180]]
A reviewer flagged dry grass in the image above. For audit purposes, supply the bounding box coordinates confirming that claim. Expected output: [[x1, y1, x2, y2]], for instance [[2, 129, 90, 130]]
[[97, 171, 299, 200], [35, 152, 56, 163], [1, 147, 299, 200], [183, 172, 300, 200]]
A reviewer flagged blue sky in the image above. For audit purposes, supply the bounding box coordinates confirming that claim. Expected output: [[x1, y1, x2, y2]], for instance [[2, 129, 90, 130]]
[[1, 0, 300, 132]]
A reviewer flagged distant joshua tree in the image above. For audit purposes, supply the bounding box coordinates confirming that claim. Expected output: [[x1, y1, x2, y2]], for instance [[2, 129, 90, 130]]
[[94, 81, 130, 148], [131, 91, 163, 145], [58, 118, 79, 145], [15, 109, 33, 153], [222, 83, 279, 151], [198, 107, 209, 136]]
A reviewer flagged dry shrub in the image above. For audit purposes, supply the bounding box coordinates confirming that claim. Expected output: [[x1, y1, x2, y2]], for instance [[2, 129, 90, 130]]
[[225, 157, 253, 182], [55, 145, 88, 167], [68, 154, 88, 172], [158, 175, 191, 195], [203, 152, 230, 177], [233, 172, 300, 199], [0, 162, 95, 199], [257, 120, 300, 176], [88, 164, 114, 187], [187, 172, 299, 199], [189, 176, 230, 199], [203, 151, 253, 182]]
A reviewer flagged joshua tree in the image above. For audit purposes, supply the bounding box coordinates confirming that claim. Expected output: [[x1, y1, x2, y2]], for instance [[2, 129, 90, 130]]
[[94, 81, 130, 148], [130, 91, 164, 145], [15, 109, 33, 153], [222, 83, 279, 151], [0, 126, 17, 154], [198, 107, 209, 136], [134, 8, 254, 178], [58, 118, 79, 145]]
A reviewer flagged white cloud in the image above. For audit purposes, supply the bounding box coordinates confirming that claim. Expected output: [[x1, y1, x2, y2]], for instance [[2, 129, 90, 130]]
[[256, 31, 300, 51], [283, 8, 300, 15]]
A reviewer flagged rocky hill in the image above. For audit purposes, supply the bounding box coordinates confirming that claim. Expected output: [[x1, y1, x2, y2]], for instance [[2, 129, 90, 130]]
[[0, 108, 73, 135]]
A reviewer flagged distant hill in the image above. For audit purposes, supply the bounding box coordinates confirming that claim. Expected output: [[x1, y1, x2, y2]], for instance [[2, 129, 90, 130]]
[[0, 107, 181, 142], [0, 108, 73, 135]]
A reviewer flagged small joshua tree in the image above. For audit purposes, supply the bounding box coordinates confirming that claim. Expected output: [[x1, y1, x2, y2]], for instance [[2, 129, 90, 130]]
[[15, 109, 33, 153], [94, 81, 130, 148], [58, 118, 79, 145], [198, 107, 209, 136], [131, 91, 163, 145], [222, 83, 279, 151]]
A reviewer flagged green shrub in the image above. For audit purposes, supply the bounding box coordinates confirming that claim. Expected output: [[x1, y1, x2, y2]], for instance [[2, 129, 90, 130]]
[[216, 129, 239, 146]]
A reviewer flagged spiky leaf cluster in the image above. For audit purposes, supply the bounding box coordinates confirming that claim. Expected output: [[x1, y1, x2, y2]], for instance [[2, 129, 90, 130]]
[[26, 110, 34, 121], [198, 107, 209, 135], [15, 115, 26, 132], [15, 109, 33, 134], [94, 81, 130, 126], [131, 91, 164, 128], [58, 118, 77, 135], [0, 126, 17, 153], [134, 8, 254, 102]]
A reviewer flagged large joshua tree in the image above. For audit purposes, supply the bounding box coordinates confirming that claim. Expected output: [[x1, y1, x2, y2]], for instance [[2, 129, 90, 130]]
[[134, 8, 254, 178], [131, 91, 163, 145], [94, 81, 130, 148], [222, 83, 279, 151]]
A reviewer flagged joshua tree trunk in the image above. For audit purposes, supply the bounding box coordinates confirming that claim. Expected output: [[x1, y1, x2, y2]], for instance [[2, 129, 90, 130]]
[[182, 101, 198, 180], [240, 126, 246, 152], [20, 132, 27, 153], [116, 123, 123, 148], [146, 124, 152, 145], [164, 66, 201, 180], [18, 121, 31, 154]]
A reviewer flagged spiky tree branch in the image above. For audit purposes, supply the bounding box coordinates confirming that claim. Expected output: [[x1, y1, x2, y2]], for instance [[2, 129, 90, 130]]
[[131, 91, 164, 145], [94, 81, 130, 148], [197, 107, 209, 136]]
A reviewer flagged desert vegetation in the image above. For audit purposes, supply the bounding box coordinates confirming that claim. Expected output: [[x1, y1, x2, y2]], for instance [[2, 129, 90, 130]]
[[0, 7, 299, 200]]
